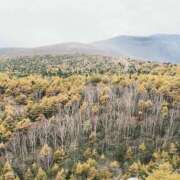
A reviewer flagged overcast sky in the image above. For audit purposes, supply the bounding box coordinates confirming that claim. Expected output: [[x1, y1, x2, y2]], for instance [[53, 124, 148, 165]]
[[0, 0, 180, 47]]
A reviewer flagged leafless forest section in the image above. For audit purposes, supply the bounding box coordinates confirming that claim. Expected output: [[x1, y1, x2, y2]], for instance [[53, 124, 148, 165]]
[[5, 84, 180, 164]]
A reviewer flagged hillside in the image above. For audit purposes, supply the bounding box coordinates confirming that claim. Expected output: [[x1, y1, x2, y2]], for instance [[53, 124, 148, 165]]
[[0, 34, 180, 64], [0, 43, 107, 58], [0, 55, 179, 179], [94, 34, 180, 64]]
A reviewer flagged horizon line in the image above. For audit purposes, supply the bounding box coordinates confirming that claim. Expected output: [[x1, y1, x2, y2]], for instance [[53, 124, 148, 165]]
[[0, 33, 180, 49]]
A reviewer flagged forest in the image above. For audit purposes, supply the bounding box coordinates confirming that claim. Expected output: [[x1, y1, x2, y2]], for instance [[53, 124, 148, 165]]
[[0, 55, 179, 179]]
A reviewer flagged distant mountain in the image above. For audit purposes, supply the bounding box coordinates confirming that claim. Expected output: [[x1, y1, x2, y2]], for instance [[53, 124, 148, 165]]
[[0, 34, 180, 63], [0, 43, 107, 57], [93, 34, 180, 64]]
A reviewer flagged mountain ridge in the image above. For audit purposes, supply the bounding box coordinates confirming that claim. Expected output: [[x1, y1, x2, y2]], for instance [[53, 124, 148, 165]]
[[0, 34, 180, 63]]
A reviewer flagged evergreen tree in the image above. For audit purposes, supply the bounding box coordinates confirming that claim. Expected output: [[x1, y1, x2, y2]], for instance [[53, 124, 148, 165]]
[[24, 168, 34, 180], [35, 167, 47, 180]]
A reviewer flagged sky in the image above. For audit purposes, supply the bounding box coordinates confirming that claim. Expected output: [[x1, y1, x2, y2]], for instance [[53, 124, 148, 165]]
[[0, 0, 180, 47]]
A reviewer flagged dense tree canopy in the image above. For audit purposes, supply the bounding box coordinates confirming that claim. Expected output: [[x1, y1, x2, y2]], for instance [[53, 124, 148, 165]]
[[0, 55, 179, 179]]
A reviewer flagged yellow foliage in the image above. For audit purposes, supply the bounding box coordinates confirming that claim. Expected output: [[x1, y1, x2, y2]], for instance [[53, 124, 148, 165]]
[[55, 169, 65, 180], [99, 94, 109, 104], [75, 162, 90, 175], [100, 154, 106, 160], [160, 105, 169, 118], [0, 124, 7, 134], [83, 148, 92, 158], [35, 167, 47, 180], [4, 171, 16, 180], [16, 118, 31, 130], [91, 105, 99, 114], [139, 143, 146, 151], [153, 150, 169, 162], [3, 161, 17, 180], [56, 94, 69, 105], [3, 161, 13, 174], [51, 163, 59, 176], [4, 105, 15, 117], [146, 162, 180, 180], [83, 148, 97, 159], [24, 168, 33, 180], [110, 161, 120, 168], [0, 143, 5, 149], [54, 148, 65, 162], [40, 144, 52, 157], [128, 161, 147, 175], [138, 100, 152, 112], [87, 166, 98, 179], [126, 147, 133, 159], [31, 163, 38, 175], [86, 158, 97, 167], [75, 158, 97, 175], [138, 83, 147, 93], [98, 169, 112, 179]]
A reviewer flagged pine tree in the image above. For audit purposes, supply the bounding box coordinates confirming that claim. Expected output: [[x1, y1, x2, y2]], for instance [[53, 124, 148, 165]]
[[24, 168, 34, 180], [3, 161, 12, 174], [40, 144, 53, 170], [32, 162, 38, 176], [50, 163, 59, 176], [53, 148, 65, 163], [55, 169, 65, 180], [35, 167, 47, 180], [3, 161, 16, 180]]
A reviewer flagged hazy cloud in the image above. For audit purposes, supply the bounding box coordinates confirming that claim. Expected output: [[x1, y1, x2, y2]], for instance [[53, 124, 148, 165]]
[[0, 0, 180, 47]]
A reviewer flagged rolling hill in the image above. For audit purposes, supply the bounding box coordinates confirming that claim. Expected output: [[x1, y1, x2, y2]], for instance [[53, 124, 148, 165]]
[[0, 34, 180, 63], [93, 34, 180, 64]]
